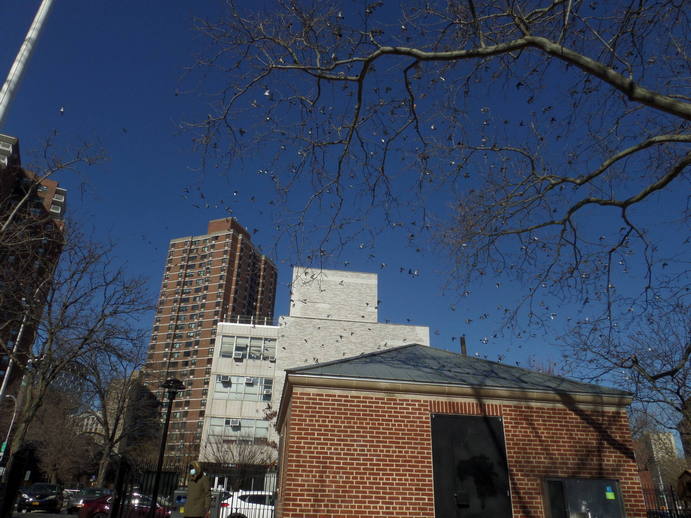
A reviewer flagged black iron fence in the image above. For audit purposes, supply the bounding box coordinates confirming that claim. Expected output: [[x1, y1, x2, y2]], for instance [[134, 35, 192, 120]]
[[643, 487, 691, 518], [111, 458, 186, 518], [111, 459, 276, 518]]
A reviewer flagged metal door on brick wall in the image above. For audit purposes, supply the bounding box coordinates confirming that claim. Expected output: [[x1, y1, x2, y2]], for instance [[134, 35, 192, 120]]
[[431, 414, 512, 518]]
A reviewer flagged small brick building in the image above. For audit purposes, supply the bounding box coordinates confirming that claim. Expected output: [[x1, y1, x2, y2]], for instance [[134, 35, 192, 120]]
[[276, 344, 647, 517]]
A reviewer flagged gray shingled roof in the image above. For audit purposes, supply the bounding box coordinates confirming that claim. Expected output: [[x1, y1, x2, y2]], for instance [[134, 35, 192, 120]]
[[286, 344, 630, 397]]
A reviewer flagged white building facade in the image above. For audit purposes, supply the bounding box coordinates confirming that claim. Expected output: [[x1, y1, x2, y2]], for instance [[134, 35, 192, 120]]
[[199, 267, 430, 460]]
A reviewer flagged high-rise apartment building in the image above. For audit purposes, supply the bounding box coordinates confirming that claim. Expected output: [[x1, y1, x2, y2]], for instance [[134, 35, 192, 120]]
[[142, 218, 277, 460]]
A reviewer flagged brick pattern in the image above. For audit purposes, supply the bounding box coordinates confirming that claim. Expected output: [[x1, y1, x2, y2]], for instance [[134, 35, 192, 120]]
[[500, 404, 646, 518], [279, 391, 435, 517], [289, 268, 378, 322], [279, 391, 647, 518]]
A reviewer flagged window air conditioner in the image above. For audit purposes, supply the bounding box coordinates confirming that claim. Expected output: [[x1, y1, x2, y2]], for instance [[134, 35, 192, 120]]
[[233, 352, 244, 360], [263, 389, 272, 396], [229, 419, 241, 427], [245, 377, 254, 385]]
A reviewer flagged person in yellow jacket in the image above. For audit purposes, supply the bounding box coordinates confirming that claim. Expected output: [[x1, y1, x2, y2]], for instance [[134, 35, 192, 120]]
[[184, 461, 210, 518]]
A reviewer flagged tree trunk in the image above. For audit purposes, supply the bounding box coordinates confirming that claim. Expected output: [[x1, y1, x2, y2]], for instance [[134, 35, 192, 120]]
[[0, 388, 38, 518], [96, 444, 112, 487], [0, 446, 31, 518]]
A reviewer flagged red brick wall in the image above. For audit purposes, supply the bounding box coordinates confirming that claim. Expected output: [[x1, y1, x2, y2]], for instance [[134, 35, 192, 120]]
[[279, 391, 435, 517], [501, 403, 646, 517], [428, 399, 646, 517], [279, 389, 647, 518]]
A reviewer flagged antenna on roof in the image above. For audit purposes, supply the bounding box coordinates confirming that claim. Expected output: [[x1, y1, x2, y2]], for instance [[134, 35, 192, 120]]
[[460, 335, 467, 356]]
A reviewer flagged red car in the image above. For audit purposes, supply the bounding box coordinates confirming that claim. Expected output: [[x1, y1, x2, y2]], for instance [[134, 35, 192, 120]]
[[78, 493, 171, 518]]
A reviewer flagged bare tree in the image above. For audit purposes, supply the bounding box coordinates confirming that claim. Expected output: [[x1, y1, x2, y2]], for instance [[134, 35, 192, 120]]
[[74, 344, 161, 486], [0, 138, 100, 252], [564, 296, 690, 461], [203, 435, 274, 491], [191, 0, 688, 290], [190, 0, 689, 454], [0, 229, 151, 516], [1, 138, 104, 409], [632, 413, 688, 489], [25, 387, 98, 485]]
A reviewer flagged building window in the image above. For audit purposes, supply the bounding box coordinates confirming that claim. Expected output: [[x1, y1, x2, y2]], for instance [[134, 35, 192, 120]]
[[544, 478, 625, 518], [208, 417, 269, 442], [219, 335, 276, 360], [213, 375, 273, 402]]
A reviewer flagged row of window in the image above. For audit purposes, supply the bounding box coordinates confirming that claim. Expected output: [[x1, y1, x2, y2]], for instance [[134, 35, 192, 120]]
[[214, 375, 273, 401], [166, 264, 214, 276], [220, 335, 277, 361], [169, 243, 216, 256], [167, 250, 219, 264], [165, 322, 203, 330], [166, 349, 199, 359], [153, 311, 219, 331], [208, 417, 269, 440], [151, 331, 206, 344]]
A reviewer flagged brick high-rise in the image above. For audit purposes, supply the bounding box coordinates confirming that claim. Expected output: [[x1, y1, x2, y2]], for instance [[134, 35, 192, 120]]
[[142, 218, 277, 460]]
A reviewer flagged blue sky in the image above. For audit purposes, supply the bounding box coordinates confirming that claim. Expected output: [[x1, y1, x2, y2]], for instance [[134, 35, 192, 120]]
[[2, 1, 682, 374]]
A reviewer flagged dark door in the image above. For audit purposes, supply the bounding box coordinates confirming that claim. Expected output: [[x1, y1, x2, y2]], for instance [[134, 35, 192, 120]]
[[431, 414, 512, 518]]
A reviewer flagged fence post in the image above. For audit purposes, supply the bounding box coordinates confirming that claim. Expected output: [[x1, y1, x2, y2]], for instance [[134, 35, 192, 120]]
[[668, 484, 678, 518], [113, 456, 133, 518]]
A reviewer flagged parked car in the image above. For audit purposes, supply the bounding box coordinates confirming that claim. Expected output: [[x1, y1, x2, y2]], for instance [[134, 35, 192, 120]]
[[63, 488, 81, 500], [66, 488, 112, 513], [219, 491, 274, 518], [16, 483, 64, 513], [647, 511, 691, 518], [78, 493, 171, 518]]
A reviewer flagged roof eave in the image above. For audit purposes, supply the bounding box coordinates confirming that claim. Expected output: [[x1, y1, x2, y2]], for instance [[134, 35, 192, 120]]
[[276, 377, 294, 429], [281, 373, 633, 409]]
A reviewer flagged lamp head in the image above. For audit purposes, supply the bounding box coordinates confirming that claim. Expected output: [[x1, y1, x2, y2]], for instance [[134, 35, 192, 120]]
[[161, 378, 185, 399]]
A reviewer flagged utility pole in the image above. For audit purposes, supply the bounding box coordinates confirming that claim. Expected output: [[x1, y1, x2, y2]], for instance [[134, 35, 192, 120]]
[[0, 0, 55, 127]]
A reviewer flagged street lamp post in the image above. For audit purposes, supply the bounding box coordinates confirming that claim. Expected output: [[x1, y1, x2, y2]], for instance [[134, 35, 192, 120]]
[[0, 296, 32, 402], [0, 0, 55, 127], [0, 395, 18, 468], [148, 378, 185, 518]]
